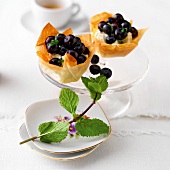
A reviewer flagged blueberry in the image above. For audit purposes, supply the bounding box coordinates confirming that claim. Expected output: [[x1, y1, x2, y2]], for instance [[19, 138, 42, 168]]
[[113, 13, 124, 23], [73, 36, 81, 46], [103, 24, 112, 35], [59, 46, 67, 56], [106, 17, 115, 24], [105, 36, 116, 44], [89, 65, 101, 75], [91, 54, 99, 64], [98, 21, 107, 32], [45, 36, 55, 44], [74, 42, 85, 55], [67, 50, 78, 59], [121, 20, 131, 32], [56, 34, 65, 45], [49, 58, 62, 66], [112, 23, 119, 32], [64, 35, 75, 48], [77, 55, 86, 64], [46, 43, 60, 54], [115, 28, 128, 40], [83, 47, 90, 55], [100, 68, 112, 79], [130, 27, 138, 38]]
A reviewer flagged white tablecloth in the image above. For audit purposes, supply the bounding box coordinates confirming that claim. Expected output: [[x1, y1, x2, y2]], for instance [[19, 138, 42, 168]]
[[1, 0, 170, 169]]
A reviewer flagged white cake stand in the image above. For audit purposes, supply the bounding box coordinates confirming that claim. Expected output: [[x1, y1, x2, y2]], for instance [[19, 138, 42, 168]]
[[39, 46, 149, 119]]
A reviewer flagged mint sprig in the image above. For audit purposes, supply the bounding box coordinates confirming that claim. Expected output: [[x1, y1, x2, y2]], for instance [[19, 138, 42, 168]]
[[19, 75, 109, 145]]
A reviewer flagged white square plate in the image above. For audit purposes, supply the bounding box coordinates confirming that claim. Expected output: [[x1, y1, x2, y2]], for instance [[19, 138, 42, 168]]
[[25, 95, 111, 153]]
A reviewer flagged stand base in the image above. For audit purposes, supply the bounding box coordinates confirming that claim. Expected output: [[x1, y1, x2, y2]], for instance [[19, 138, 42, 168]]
[[98, 91, 131, 119]]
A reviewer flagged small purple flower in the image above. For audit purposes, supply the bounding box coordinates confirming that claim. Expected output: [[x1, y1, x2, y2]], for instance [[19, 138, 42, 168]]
[[68, 123, 77, 135], [64, 116, 71, 121]]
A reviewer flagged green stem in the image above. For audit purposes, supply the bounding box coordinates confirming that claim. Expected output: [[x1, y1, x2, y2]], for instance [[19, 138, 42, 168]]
[[69, 92, 98, 123], [19, 136, 40, 145]]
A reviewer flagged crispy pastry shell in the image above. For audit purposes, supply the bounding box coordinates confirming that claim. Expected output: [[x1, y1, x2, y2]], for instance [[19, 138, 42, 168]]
[[90, 12, 147, 58], [36, 23, 94, 83]]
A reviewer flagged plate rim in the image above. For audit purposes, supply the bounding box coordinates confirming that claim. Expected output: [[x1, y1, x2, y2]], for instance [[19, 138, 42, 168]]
[[19, 123, 100, 161]]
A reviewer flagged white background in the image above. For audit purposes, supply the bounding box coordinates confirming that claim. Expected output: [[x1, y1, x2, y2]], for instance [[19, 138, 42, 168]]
[[0, 0, 170, 169]]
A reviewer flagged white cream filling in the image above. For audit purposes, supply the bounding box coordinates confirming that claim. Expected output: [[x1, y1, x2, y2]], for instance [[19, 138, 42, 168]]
[[95, 30, 132, 44]]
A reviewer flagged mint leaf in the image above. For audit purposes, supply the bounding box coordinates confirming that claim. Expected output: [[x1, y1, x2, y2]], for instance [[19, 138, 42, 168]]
[[59, 88, 79, 114], [38, 121, 69, 143], [75, 118, 109, 137], [118, 40, 123, 44], [50, 39, 59, 46], [88, 82, 102, 92], [81, 77, 90, 89], [95, 75, 108, 92], [81, 76, 108, 101]]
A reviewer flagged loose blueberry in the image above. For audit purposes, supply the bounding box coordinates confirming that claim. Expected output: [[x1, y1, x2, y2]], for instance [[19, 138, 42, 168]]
[[89, 65, 101, 75], [91, 54, 99, 64], [100, 68, 112, 79]]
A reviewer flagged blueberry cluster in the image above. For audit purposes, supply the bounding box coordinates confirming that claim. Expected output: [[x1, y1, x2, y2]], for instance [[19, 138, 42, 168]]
[[98, 13, 138, 44], [45, 34, 90, 66], [90, 55, 112, 79]]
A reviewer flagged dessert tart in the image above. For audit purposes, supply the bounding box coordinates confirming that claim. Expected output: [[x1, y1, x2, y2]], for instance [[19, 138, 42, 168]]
[[36, 23, 94, 84], [90, 12, 147, 58]]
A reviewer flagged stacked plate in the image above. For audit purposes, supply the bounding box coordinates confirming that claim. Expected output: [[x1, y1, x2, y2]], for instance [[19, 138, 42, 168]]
[[19, 95, 111, 161]]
